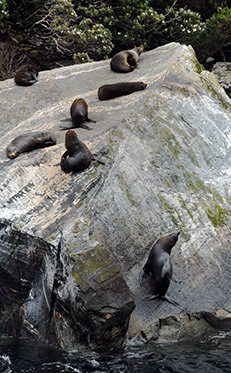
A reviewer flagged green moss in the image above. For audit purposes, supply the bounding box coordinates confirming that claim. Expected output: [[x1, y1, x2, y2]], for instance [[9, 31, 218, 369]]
[[154, 124, 182, 159], [72, 219, 90, 234], [203, 202, 231, 227], [159, 196, 183, 227], [75, 200, 83, 209], [178, 195, 194, 220], [158, 196, 191, 238], [192, 58, 205, 74], [108, 127, 125, 144], [117, 172, 138, 207], [164, 179, 171, 187], [73, 271, 79, 282], [186, 48, 205, 74], [200, 72, 231, 113], [73, 245, 116, 284], [147, 115, 199, 165], [183, 171, 231, 227], [136, 219, 145, 230]]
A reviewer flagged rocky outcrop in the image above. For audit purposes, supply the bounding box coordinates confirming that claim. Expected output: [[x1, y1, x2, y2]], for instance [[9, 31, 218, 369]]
[[0, 219, 134, 351], [0, 42, 231, 350], [212, 62, 231, 98]]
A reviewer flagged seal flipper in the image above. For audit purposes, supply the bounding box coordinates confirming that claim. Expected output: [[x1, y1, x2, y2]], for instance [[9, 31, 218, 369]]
[[92, 154, 105, 165], [144, 293, 179, 306], [145, 294, 159, 301], [60, 118, 71, 123], [59, 124, 93, 131], [80, 124, 93, 130], [30, 71, 38, 81], [28, 79, 38, 84], [60, 125, 74, 130], [171, 275, 182, 284], [86, 118, 96, 123], [162, 295, 179, 306]]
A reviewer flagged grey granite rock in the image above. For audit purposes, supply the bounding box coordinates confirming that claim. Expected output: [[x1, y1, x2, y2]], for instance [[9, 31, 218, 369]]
[[0, 42, 231, 349], [212, 62, 231, 98]]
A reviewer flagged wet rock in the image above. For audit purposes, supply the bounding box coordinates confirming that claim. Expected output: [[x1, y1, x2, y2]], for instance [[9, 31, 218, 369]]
[[205, 301, 231, 331], [0, 219, 134, 351]]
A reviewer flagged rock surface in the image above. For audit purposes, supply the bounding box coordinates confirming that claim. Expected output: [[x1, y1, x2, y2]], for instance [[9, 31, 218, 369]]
[[0, 42, 231, 349], [212, 62, 231, 98]]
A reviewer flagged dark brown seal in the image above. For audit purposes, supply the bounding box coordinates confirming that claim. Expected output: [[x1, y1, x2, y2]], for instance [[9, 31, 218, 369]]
[[61, 130, 104, 173], [6, 132, 57, 159], [14, 64, 40, 86], [60, 98, 96, 131], [98, 81, 147, 101], [139, 231, 180, 306], [110, 46, 144, 73]]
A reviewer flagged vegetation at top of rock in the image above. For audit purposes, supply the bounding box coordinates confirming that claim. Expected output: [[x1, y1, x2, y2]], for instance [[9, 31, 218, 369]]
[[0, 0, 230, 79]]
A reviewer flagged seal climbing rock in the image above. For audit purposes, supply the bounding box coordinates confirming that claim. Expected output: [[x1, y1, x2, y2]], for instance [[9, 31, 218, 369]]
[[140, 231, 180, 306], [98, 81, 147, 101], [110, 46, 144, 73], [61, 130, 104, 173], [14, 64, 40, 86], [6, 132, 57, 159], [60, 98, 96, 131]]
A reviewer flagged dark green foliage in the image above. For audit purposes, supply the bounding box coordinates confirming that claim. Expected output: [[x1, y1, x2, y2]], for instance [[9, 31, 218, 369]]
[[0, 0, 230, 79], [4, 0, 46, 27]]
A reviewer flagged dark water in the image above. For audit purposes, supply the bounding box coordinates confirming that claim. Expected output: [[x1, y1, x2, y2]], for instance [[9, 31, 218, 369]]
[[0, 331, 231, 372]]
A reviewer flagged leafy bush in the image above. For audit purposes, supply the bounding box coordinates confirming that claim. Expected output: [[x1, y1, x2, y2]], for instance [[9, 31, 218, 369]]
[[0, 0, 8, 21], [0, 0, 230, 78]]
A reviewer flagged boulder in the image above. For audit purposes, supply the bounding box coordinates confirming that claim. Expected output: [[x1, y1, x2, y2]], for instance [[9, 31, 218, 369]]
[[0, 42, 231, 349], [212, 62, 231, 98]]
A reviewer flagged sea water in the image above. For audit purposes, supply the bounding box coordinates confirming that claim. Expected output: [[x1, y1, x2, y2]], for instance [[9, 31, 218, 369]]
[[0, 330, 231, 372]]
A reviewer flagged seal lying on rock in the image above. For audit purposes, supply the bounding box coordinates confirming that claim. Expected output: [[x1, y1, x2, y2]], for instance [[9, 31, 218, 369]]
[[61, 130, 104, 173], [6, 132, 57, 159], [110, 46, 143, 73], [140, 231, 180, 306], [98, 81, 147, 101], [14, 64, 40, 86], [60, 98, 96, 131]]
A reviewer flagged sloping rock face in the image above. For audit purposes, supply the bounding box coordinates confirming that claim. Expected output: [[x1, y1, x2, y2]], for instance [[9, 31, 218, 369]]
[[0, 42, 231, 349], [0, 219, 134, 351], [212, 62, 231, 98]]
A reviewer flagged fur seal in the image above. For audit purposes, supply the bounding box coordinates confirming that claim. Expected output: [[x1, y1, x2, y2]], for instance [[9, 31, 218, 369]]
[[6, 132, 57, 159], [60, 98, 96, 131], [98, 81, 147, 101], [61, 129, 104, 173], [140, 231, 180, 306], [14, 64, 40, 86], [110, 46, 143, 73]]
